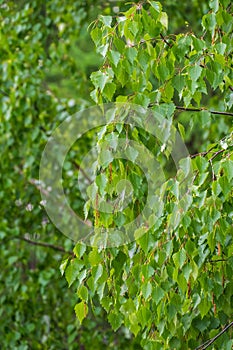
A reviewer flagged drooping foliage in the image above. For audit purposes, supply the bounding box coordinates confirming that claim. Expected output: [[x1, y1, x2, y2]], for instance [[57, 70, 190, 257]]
[[0, 0, 232, 349]]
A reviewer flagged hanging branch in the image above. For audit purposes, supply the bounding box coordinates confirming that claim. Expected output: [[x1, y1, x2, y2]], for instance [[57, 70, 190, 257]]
[[6, 235, 74, 255], [72, 160, 92, 184], [195, 321, 233, 350], [175, 106, 233, 116], [149, 103, 233, 117]]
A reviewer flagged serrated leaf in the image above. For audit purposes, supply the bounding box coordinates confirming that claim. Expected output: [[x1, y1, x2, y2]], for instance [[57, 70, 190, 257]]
[[99, 149, 114, 168], [97, 44, 109, 57], [99, 15, 112, 27], [90, 27, 102, 46], [142, 282, 152, 300], [90, 71, 109, 92], [92, 264, 103, 284], [78, 285, 88, 302], [88, 249, 102, 266], [189, 65, 202, 81], [108, 311, 123, 331], [149, 1, 162, 12], [60, 258, 69, 276], [125, 47, 137, 64], [223, 160, 233, 181], [159, 12, 168, 29], [152, 285, 165, 305], [172, 249, 186, 269], [129, 313, 140, 336], [103, 82, 116, 101], [74, 301, 88, 324], [65, 259, 84, 287], [73, 243, 86, 258], [173, 74, 185, 93], [178, 123, 185, 141], [96, 173, 108, 196], [108, 50, 121, 67], [198, 297, 211, 318], [195, 156, 209, 173], [125, 145, 138, 162], [183, 263, 192, 282]]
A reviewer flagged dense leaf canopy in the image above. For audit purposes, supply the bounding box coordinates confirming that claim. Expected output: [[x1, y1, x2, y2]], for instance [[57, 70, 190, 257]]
[[0, 0, 232, 349]]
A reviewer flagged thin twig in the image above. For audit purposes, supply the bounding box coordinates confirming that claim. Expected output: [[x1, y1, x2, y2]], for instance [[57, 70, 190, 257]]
[[175, 105, 233, 116], [208, 259, 228, 263], [5, 236, 74, 255], [195, 321, 233, 350], [14, 166, 49, 196], [149, 103, 233, 117], [160, 33, 172, 47], [209, 149, 225, 162], [210, 110, 233, 116], [72, 160, 92, 184]]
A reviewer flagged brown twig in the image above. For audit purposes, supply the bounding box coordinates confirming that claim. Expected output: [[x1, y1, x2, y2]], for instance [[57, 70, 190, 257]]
[[209, 149, 225, 162], [160, 33, 172, 47], [195, 321, 233, 350], [6, 236, 74, 255], [175, 106, 233, 116], [208, 259, 228, 263], [72, 160, 92, 184], [149, 103, 233, 117]]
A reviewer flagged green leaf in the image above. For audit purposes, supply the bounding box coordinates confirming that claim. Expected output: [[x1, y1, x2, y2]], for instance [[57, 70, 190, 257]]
[[157, 62, 170, 82], [125, 145, 138, 162], [97, 44, 109, 58], [91, 27, 102, 46], [209, 0, 219, 13], [138, 306, 151, 329], [65, 259, 84, 287], [99, 15, 112, 27], [177, 274, 187, 294], [202, 13, 217, 36], [192, 36, 205, 52], [78, 285, 89, 302], [125, 47, 137, 64], [129, 313, 140, 336], [108, 311, 123, 331], [223, 160, 233, 181], [99, 149, 114, 168], [92, 264, 103, 284], [159, 12, 168, 29], [195, 156, 209, 173], [88, 249, 102, 266], [183, 263, 192, 282], [149, 1, 162, 12], [141, 282, 152, 300], [74, 301, 88, 324], [108, 50, 121, 67], [173, 74, 185, 94], [198, 297, 211, 318], [152, 285, 165, 305], [172, 249, 186, 269], [103, 82, 116, 101], [90, 71, 109, 92], [73, 243, 86, 258], [189, 65, 202, 81], [60, 258, 69, 276]]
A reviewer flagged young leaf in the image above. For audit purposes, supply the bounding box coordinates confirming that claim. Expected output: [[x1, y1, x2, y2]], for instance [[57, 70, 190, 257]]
[[74, 301, 88, 324]]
